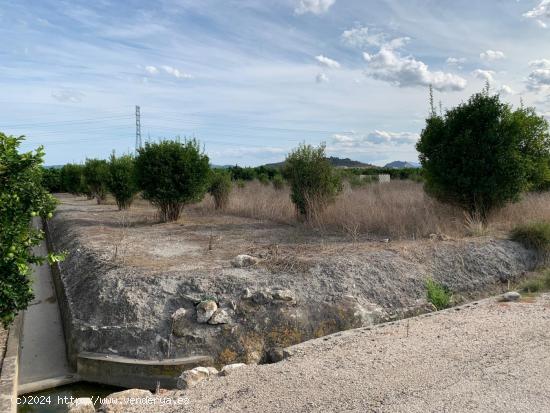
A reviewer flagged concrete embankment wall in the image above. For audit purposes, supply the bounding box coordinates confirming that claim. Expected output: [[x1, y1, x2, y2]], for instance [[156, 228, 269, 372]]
[[0, 316, 22, 413]]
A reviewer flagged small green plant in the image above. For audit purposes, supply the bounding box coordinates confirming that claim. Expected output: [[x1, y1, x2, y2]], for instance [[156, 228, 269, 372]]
[[107, 153, 138, 210], [511, 222, 550, 253], [425, 278, 452, 310], [208, 170, 232, 210]]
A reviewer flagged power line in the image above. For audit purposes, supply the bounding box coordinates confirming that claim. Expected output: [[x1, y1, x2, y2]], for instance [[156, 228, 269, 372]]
[[135, 105, 141, 153]]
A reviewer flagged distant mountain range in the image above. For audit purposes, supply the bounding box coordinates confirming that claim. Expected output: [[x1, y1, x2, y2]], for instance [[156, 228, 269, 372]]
[[264, 156, 375, 169], [383, 161, 420, 169]]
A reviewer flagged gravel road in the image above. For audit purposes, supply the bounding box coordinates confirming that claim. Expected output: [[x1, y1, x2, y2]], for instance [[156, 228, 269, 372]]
[[121, 294, 550, 413]]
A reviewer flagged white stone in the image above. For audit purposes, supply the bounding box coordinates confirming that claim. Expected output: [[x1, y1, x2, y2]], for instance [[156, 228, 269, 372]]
[[271, 289, 295, 302], [68, 398, 95, 413], [220, 363, 247, 376], [231, 254, 259, 268], [196, 300, 218, 323], [208, 309, 231, 325], [177, 366, 215, 389], [502, 291, 521, 302]]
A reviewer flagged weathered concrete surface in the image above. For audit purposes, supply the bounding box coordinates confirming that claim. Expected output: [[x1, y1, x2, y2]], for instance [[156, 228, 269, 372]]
[[122, 294, 550, 413], [0, 315, 21, 413], [77, 352, 212, 389], [18, 219, 73, 386], [48, 196, 538, 368]]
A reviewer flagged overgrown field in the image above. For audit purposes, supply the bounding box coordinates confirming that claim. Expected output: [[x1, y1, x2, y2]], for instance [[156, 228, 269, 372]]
[[193, 180, 550, 240]]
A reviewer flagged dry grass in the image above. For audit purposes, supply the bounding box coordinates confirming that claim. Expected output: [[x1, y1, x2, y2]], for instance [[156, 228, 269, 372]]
[[196, 180, 550, 240]]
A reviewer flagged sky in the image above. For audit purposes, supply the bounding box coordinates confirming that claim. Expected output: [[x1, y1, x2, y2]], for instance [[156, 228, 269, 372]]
[[1, 0, 550, 166]]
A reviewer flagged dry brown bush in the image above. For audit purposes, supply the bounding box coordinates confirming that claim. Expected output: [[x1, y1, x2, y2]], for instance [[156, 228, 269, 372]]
[[197, 180, 550, 240]]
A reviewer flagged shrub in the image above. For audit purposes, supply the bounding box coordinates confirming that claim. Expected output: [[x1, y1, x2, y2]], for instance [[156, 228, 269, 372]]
[[60, 163, 84, 195], [208, 170, 232, 210], [518, 270, 550, 293], [283, 143, 341, 221], [135, 139, 210, 222], [511, 221, 550, 253], [42, 167, 62, 193], [272, 174, 285, 190], [257, 173, 270, 185], [107, 153, 138, 210], [425, 278, 452, 310], [83, 159, 109, 204], [0, 133, 61, 326], [417, 91, 550, 222]]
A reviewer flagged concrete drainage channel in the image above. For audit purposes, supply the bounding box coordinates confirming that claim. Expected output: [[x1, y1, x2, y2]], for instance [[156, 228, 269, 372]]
[[7, 219, 212, 413]]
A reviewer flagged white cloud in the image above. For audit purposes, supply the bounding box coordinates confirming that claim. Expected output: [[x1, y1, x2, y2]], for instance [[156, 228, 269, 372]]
[[529, 59, 550, 69], [51, 88, 84, 103], [315, 54, 340, 69], [523, 0, 550, 28], [145, 65, 159, 75], [480, 50, 505, 61], [363, 47, 467, 91], [341, 25, 384, 49], [316, 73, 329, 83], [472, 69, 495, 83], [294, 0, 335, 15], [161, 65, 192, 79], [446, 57, 466, 66], [332, 130, 419, 147], [527, 68, 550, 91], [499, 85, 515, 95]]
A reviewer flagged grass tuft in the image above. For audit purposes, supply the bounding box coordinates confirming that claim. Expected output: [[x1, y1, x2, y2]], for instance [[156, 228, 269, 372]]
[[518, 270, 550, 294], [511, 221, 550, 253], [425, 278, 452, 310]]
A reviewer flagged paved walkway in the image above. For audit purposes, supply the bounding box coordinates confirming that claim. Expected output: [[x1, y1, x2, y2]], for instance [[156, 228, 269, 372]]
[[18, 218, 73, 391]]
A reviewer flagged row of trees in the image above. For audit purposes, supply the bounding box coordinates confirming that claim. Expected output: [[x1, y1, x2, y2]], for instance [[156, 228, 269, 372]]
[[0, 133, 62, 326], [44, 88, 550, 228]]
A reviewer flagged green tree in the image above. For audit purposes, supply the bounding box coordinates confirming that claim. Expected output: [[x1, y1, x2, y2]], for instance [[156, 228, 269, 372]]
[[83, 158, 109, 204], [60, 163, 84, 195], [107, 153, 138, 210], [42, 167, 62, 192], [283, 143, 341, 221], [417, 91, 550, 221], [208, 170, 232, 210], [0, 133, 61, 326], [135, 139, 210, 221]]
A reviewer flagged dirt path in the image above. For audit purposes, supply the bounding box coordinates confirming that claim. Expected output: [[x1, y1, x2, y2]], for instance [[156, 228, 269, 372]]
[[124, 294, 550, 412]]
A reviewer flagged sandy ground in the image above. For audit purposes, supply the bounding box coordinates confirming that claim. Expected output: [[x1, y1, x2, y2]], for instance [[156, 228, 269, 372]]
[[117, 294, 550, 413]]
